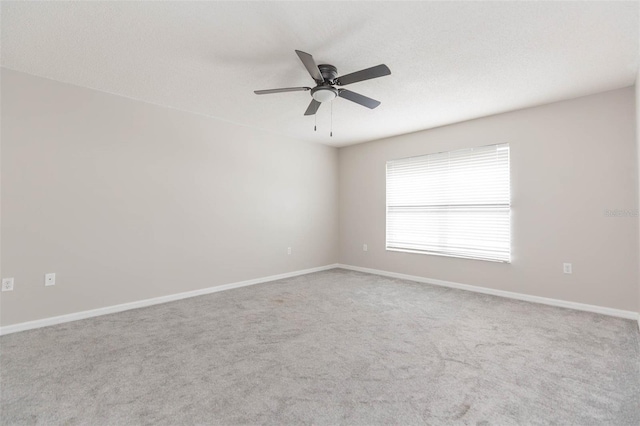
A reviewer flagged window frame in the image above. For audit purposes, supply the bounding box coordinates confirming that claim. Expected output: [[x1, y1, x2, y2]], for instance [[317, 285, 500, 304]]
[[385, 143, 512, 263]]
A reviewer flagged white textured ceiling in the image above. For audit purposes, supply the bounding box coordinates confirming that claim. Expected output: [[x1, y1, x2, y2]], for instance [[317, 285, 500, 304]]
[[2, 1, 638, 147]]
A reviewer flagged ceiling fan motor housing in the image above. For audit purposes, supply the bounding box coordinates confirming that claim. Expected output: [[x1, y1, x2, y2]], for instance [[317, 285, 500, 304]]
[[318, 64, 338, 82]]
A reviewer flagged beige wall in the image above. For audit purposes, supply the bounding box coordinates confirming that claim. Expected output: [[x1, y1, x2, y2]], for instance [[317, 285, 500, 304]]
[[0, 69, 339, 326], [636, 70, 640, 317], [339, 87, 639, 312]]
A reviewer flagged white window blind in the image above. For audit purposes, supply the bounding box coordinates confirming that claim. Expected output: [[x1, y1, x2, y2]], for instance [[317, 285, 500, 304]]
[[386, 143, 510, 263]]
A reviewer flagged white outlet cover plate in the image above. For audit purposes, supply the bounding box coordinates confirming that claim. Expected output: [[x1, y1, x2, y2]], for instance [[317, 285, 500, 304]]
[[45, 273, 56, 286], [2, 278, 14, 291]]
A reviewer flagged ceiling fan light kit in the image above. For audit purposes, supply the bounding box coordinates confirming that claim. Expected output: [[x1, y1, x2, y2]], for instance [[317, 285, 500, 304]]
[[254, 50, 391, 126], [311, 86, 338, 103]]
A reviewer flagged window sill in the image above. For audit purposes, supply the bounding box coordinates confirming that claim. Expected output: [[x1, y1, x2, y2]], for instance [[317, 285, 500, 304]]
[[385, 247, 511, 264]]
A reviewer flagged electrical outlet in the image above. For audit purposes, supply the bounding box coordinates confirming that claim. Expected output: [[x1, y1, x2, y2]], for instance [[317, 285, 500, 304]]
[[287, 247, 292, 255], [1, 278, 14, 292], [363, 244, 368, 252], [563, 263, 572, 274], [45, 273, 56, 286]]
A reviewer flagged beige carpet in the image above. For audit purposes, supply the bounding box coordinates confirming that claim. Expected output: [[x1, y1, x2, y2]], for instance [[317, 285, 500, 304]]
[[1, 268, 639, 424]]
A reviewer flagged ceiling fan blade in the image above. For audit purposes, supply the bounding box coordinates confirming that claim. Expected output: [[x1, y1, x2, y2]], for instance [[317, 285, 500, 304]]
[[304, 99, 321, 116], [295, 50, 324, 83], [336, 64, 391, 86], [338, 89, 381, 109], [254, 87, 311, 95]]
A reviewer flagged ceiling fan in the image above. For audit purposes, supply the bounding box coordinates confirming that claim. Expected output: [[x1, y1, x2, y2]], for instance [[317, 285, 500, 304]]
[[254, 50, 391, 116]]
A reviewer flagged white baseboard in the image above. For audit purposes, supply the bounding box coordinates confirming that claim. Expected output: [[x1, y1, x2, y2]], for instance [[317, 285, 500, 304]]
[[337, 264, 640, 322], [0, 264, 340, 336], [3, 263, 638, 336]]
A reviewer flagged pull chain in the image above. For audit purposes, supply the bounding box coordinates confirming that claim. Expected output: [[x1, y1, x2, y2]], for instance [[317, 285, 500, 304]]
[[314, 111, 317, 132], [330, 101, 333, 137]]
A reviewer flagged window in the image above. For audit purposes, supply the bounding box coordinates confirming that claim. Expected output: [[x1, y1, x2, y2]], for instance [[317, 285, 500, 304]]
[[386, 143, 510, 263]]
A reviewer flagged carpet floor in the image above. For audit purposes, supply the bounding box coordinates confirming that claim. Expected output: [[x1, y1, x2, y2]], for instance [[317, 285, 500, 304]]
[[1, 268, 639, 425]]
